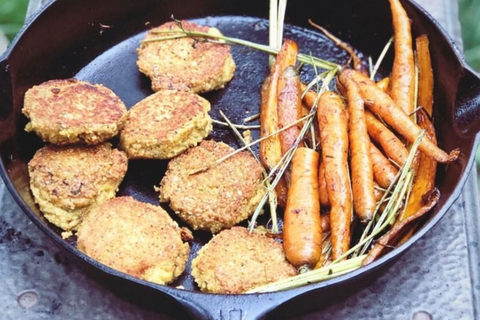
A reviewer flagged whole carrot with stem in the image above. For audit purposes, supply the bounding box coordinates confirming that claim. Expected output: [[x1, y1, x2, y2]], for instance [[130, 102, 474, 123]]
[[345, 80, 376, 222], [260, 39, 298, 171], [260, 40, 298, 206], [283, 147, 322, 269], [277, 66, 303, 186], [318, 91, 352, 261], [388, 0, 415, 116]]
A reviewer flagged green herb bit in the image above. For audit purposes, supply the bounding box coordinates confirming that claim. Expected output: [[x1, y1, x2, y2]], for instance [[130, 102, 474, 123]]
[[338, 130, 426, 261], [247, 255, 366, 293], [211, 119, 260, 130], [218, 110, 279, 234], [146, 29, 339, 71], [370, 37, 393, 80]]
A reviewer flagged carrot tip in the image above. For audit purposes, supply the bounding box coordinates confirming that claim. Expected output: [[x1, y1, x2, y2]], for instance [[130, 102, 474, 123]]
[[448, 149, 460, 162]]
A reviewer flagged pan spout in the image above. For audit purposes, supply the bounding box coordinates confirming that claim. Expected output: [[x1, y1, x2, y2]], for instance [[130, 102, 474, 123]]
[[454, 66, 480, 136]]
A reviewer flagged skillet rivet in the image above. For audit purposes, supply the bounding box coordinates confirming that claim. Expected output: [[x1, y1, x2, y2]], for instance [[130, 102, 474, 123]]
[[17, 290, 39, 308], [412, 311, 433, 320]]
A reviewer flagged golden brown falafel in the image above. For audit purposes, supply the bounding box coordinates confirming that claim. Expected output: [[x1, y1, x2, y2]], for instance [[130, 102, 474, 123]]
[[137, 20, 236, 93], [191, 227, 297, 294], [27, 143, 128, 231], [159, 140, 265, 233], [119, 89, 212, 159], [77, 196, 190, 285], [23, 79, 127, 145]]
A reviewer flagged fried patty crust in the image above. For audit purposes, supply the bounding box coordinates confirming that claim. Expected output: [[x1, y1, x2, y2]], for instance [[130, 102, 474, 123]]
[[137, 21, 236, 93], [22, 79, 127, 145], [159, 140, 265, 233], [28, 143, 128, 231], [191, 227, 297, 293], [119, 89, 212, 159], [77, 196, 190, 285]]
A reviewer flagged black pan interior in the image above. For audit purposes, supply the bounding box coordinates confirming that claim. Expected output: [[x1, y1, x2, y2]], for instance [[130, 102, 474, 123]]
[[0, 0, 477, 297]]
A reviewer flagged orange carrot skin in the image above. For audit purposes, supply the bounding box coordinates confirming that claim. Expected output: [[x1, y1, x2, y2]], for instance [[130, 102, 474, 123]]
[[399, 110, 437, 222], [416, 35, 434, 117], [339, 69, 459, 163], [370, 143, 398, 189], [377, 77, 390, 93], [260, 40, 298, 171], [365, 110, 408, 166], [396, 112, 437, 245], [318, 160, 329, 207], [278, 66, 302, 158], [318, 92, 352, 261], [276, 66, 302, 205], [373, 182, 384, 201], [389, 0, 415, 116], [283, 147, 322, 269], [301, 83, 319, 109], [321, 214, 331, 233], [346, 81, 376, 222]]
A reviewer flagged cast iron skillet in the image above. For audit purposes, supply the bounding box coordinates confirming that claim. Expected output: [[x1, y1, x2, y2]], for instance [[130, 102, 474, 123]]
[[1, 0, 480, 319]]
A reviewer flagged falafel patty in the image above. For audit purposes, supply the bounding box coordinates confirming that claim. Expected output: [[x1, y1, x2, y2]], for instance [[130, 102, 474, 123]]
[[119, 89, 212, 159], [22, 79, 127, 145], [137, 20, 236, 93], [28, 143, 128, 231], [77, 196, 190, 285], [191, 227, 297, 294], [159, 140, 265, 233]]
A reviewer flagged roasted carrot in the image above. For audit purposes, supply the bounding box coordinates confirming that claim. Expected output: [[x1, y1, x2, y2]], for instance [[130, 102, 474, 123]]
[[308, 19, 368, 75], [377, 77, 390, 92], [397, 110, 437, 243], [301, 83, 319, 108], [318, 91, 352, 261], [318, 160, 330, 207], [278, 66, 303, 163], [416, 35, 434, 117], [260, 40, 298, 206], [364, 110, 408, 166], [362, 188, 440, 266], [345, 80, 376, 222], [370, 143, 398, 189], [260, 77, 287, 207], [321, 214, 331, 233], [388, 0, 415, 116], [276, 66, 302, 204], [260, 39, 298, 171], [339, 69, 459, 163], [283, 147, 322, 269]]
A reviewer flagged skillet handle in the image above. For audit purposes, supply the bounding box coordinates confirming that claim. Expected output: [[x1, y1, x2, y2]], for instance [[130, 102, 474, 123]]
[[170, 291, 296, 320], [453, 66, 480, 136]]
